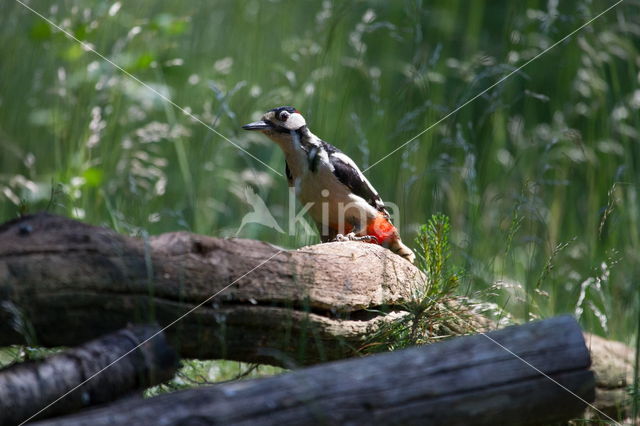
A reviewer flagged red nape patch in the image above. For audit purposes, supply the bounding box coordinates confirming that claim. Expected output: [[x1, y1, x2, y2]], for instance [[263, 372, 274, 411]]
[[366, 214, 397, 245]]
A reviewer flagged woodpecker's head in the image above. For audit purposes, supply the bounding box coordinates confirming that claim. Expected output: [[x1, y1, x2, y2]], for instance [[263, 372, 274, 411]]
[[242, 106, 308, 147]]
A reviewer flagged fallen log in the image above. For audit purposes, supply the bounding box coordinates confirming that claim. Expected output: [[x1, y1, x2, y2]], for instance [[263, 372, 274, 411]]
[[0, 213, 434, 366], [33, 316, 595, 426], [584, 332, 637, 422], [0, 213, 633, 420], [0, 325, 178, 425]]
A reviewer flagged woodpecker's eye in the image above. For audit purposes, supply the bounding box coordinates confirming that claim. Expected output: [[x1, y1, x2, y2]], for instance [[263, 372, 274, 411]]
[[278, 111, 290, 121]]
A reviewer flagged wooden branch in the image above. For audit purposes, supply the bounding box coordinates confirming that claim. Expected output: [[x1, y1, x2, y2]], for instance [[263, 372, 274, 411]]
[[0, 325, 178, 426], [0, 213, 425, 366], [33, 316, 594, 426]]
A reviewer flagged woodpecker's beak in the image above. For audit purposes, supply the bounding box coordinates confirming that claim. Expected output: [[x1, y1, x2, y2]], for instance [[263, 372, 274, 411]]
[[242, 120, 272, 131]]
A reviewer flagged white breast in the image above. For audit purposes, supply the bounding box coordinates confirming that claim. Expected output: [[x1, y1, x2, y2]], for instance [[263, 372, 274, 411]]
[[294, 154, 377, 233]]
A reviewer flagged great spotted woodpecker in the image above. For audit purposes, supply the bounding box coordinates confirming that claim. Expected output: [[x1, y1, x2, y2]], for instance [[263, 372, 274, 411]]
[[242, 106, 415, 263]]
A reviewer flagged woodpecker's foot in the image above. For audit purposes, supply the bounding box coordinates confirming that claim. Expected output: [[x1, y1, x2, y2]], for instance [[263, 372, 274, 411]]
[[333, 233, 378, 244]]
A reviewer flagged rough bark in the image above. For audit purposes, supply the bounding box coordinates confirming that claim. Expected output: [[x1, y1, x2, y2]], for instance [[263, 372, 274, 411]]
[[584, 332, 637, 422], [0, 213, 426, 367], [33, 316, 595, 426], [0, 325, 178, 425], [0, 213, 634, 421]]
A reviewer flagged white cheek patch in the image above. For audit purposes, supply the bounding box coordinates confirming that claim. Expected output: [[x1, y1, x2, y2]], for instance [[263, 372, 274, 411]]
[[286, 113, 306, 129]]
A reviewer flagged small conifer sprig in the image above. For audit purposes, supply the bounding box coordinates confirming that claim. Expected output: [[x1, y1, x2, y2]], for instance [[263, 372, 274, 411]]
[[363, 214, 474, 353]]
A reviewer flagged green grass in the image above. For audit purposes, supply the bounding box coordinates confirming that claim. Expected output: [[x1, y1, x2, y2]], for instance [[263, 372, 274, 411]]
[[1, 0, 639, 410], [144, 360, 283, 397]]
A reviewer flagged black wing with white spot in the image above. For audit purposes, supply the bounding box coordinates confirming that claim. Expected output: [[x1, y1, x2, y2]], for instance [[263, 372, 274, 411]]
[[322, 140, 387, 213]]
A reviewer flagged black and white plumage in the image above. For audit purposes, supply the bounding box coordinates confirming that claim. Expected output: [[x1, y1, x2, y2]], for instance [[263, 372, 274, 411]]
[[242, 106, 414, 263], [322, 141, 387, 214]]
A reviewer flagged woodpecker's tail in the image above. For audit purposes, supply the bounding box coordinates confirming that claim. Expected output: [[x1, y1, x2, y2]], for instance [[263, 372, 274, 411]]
[[389, 237, 415, 264], [365, 213, 415, 263]]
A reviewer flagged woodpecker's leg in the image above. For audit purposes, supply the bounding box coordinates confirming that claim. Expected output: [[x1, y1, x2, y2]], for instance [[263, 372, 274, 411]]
[[333, 232, 378, 243], [333, 218, 379, 243], [316, 222, 338, 243]]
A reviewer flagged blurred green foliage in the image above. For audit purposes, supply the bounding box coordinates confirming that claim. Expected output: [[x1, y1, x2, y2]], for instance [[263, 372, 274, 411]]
[[0, 0, 638, 346]]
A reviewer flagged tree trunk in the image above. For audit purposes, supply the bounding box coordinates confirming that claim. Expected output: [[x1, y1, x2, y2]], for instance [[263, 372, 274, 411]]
[[33, 316, 595, 426], [0, 213, 440, 367], [0, 325, 178, 425]]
